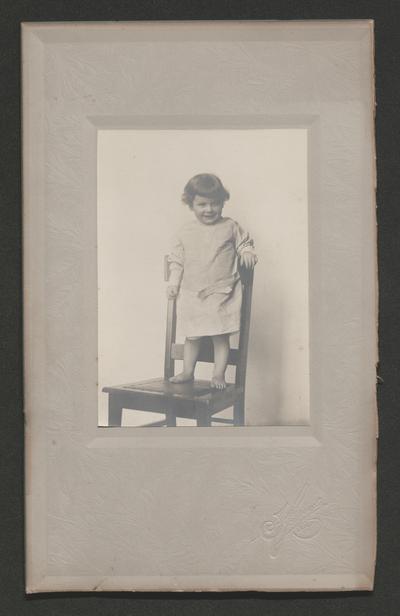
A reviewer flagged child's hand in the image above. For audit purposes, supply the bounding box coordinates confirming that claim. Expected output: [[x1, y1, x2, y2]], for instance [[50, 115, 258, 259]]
[[166, 285, 179, 299], [240, 252, 258, 269]]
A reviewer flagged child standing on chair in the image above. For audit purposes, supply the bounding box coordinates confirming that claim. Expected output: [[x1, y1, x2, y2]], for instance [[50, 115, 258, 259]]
[[167, 173, 257, 390]]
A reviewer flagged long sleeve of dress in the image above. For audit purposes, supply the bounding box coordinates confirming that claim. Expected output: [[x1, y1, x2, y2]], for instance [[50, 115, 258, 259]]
[[233, 222, 257, 258], [167, 235, 184, 287]]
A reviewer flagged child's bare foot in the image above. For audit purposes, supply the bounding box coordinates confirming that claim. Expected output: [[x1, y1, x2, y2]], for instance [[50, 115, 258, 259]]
[[211, 375, 227, 390], [169, 372, 194, 384]]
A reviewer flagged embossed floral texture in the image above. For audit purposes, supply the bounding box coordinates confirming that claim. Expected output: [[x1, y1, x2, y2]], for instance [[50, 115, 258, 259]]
[[24, 23, 376, 590]]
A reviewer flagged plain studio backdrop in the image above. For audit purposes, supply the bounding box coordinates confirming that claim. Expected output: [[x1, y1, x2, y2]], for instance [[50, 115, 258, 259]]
[[97, 128, 308, 427]]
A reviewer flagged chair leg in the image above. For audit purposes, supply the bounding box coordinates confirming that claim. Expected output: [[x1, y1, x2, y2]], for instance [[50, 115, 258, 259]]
[[197, 403, 211, 427], [197, 415, 211, 427], [108, 395, 123, 427], [165, 399, 177, 427], [233, 395, 245, 426]]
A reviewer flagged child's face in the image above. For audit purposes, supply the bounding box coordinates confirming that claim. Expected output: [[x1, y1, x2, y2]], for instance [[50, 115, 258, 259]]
[[191, 195, 224, 225]]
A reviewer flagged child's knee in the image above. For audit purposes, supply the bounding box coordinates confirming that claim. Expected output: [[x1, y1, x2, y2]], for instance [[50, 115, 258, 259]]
[[212, 333, 230, 347]]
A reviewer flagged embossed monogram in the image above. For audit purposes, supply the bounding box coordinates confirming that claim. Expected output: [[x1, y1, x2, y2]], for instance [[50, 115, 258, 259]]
[[255, 483, 327, 558]]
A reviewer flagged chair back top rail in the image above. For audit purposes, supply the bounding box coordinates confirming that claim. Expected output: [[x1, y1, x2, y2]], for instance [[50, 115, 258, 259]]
[[171, 341, 239, 365]]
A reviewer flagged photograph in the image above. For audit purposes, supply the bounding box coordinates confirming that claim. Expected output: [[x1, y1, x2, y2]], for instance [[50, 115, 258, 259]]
[[22, 20, 377, 593], [98, 128, 309, 427]]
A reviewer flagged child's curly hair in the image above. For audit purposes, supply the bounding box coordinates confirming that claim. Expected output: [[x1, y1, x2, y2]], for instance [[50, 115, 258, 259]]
[[182, 173, 230, 206]]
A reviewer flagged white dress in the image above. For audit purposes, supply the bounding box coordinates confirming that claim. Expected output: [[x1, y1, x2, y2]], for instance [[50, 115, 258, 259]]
[[168, 217, 256, 338]]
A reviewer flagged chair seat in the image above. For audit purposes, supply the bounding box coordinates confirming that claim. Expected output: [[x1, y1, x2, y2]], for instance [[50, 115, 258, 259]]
[[103, 377, 243, 417]]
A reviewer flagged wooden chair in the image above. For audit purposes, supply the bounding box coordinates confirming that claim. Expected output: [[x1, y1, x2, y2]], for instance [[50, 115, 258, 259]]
[[103, 257, 254, 427]]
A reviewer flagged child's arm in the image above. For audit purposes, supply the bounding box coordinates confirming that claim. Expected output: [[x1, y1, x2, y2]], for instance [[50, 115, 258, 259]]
[[166, 236, 184, 297], [234, 222, 258, 269]]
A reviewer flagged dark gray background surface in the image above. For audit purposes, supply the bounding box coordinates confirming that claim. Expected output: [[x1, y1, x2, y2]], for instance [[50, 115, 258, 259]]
[[1, 1, 397, 614]]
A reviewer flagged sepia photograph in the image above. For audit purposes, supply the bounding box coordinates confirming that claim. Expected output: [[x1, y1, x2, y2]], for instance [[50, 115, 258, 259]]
[[98, 128, 309, 427]]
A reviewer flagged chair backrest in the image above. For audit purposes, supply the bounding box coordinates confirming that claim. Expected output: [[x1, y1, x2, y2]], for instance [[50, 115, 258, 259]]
[[164, 256, 254, 389]]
